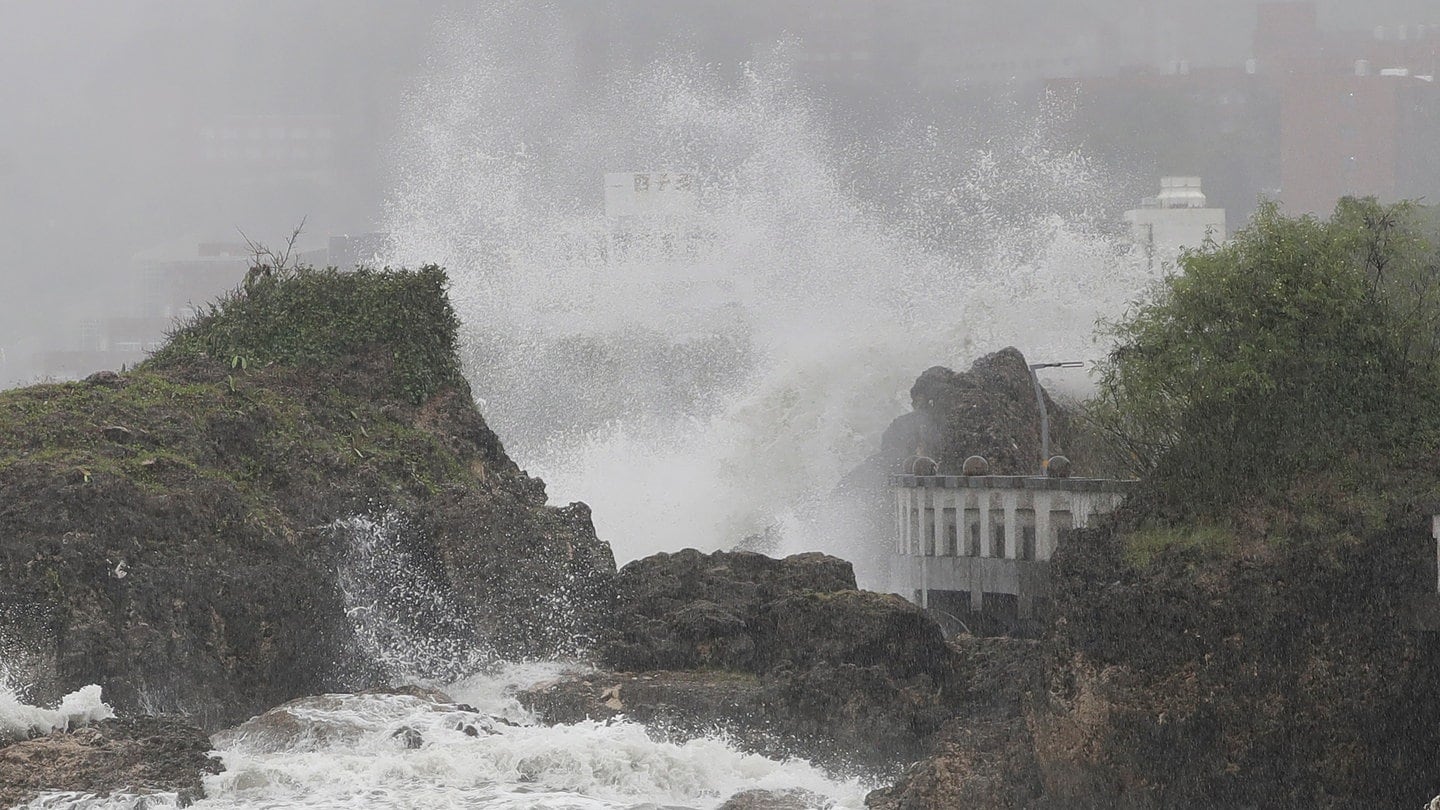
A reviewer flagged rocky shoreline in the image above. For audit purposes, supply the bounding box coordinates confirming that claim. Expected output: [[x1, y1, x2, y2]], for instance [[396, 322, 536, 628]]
[[5, 273, 1440, 807]]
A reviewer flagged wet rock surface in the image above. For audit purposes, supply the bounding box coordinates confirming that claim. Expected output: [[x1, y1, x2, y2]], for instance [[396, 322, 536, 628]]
[[836, 346, 1074, 577], [213, 690, 496, 753], [880, 347, 1071, 476], [522, 549, 959, 772], [599, 548, 931, 676], [0, 717, 219, 808], [718, 788, 832, 809]]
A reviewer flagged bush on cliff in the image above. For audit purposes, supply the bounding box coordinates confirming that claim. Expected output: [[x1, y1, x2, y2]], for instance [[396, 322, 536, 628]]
[[1092, 198, 1440, 529], [149, 265, 466, 405]]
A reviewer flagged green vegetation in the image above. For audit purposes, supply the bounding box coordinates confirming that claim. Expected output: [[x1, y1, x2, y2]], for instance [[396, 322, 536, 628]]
[[1120, 523, 1236, 568], [149, 264, 466, 404], [1089, 199, 1440, 549], [0, 266, 484, 537]]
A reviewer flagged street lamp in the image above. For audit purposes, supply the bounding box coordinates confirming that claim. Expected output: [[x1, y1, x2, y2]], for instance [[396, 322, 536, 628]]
[[1029, 361, 1085, 474]]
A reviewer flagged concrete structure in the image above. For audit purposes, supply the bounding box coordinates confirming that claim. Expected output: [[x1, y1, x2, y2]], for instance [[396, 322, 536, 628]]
[[1124, 177, 1227, 272], [891, 473, 1134, 621]]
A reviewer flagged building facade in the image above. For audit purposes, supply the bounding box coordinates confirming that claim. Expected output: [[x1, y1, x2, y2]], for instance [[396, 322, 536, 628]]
[[891, 472, 1134, 626]]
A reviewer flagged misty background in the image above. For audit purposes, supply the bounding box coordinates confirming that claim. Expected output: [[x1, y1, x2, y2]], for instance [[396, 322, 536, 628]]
[[3, 0, 1437, 392]]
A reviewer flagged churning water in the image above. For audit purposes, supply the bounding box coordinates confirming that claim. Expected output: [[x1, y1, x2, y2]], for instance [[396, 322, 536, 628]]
[[13, 517, 871, 809], [11, 8, 1158, 807], [383, 4, 1152, 582], [14, 666, 870, 810]]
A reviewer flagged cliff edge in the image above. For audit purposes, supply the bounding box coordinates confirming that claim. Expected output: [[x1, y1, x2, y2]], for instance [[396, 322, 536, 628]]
[[0, 266, 615, 728]]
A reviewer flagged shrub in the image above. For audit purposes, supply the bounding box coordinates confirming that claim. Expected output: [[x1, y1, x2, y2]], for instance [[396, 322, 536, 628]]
[[148, 265, 466, 404], [1091, 199, 1440, 522]]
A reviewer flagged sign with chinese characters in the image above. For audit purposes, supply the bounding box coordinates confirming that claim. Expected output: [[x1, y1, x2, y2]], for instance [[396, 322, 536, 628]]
[[604, 172, 697, 218]]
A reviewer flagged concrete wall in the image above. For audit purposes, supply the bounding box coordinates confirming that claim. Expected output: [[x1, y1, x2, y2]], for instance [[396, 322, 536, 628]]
[[890, 475, 1132, 618]]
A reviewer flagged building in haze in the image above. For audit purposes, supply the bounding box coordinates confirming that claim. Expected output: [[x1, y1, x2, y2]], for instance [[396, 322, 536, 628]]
[[1124, 177, 1227, 272], [1058, 1, 1440, 217]]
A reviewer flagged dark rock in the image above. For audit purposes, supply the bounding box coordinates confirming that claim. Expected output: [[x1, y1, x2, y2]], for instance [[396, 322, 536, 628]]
[[214, 691, 493, 753], [540, 548, 961, 771], [0, 717, 220, 808], [894, 348, 1069, 476], [719, 788, 831, 809], [755, 590, 951, 679], [865, 708, 1041, 810], [391, 726, 424, 749], [0, 330, 616, 729], [519, 666, 945, 773], [600, 549, 858, 673], [422, 493, 614, 660], [838, 347, 1072, 578], [360, 684, 454, 703], [520, 670, 766, 730]]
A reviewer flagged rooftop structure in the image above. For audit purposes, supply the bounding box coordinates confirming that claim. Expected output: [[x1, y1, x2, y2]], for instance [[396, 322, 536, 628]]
[[1124, 177, 1227, 271]]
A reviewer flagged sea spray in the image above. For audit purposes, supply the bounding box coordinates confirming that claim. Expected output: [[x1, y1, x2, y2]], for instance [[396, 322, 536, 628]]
[[0, 682, 114, 744], [333, 513, 492, 685], [384, 5, 1151, 584]]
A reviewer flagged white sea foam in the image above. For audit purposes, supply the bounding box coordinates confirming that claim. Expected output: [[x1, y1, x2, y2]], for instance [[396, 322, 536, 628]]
[[191, 663, 865, 809], [21, 664, 869, 809], [0, 681, 114, 743]]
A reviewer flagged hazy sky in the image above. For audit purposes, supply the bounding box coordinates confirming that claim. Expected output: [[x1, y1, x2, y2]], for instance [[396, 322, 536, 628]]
[[2, 0, 1437, 380]]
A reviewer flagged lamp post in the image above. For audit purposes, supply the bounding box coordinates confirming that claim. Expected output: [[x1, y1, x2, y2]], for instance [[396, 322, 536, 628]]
[[1029, 361, 1085, 474]]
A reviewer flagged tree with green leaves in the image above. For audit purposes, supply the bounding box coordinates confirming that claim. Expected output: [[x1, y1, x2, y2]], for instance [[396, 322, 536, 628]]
[[1090, 198, 1440, 521]]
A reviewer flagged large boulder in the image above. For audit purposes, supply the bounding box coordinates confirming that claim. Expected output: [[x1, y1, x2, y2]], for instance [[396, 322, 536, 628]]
[[837, 347, 1074, 579], [519, 663, 956, 773], [884, 347, 1071, 476], [719, 788, 831, 809], [526, 548, 959, 771], [600, 549, 859, 673]]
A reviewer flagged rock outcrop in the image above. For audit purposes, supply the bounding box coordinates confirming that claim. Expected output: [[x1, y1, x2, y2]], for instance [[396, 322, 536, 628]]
[[522, 549, 959, 772], [0, 717, 219, 807], [718, 788, 831, 809], [879, 347, 1072, 476], [870, 522, 1440, 808], [0, 267, 615, 728]]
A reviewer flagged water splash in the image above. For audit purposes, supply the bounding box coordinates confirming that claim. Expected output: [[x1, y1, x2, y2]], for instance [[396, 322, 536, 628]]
[[333, 513, 492, 685], [0, 682, 114, 744], [384, 4, 1150, 583]]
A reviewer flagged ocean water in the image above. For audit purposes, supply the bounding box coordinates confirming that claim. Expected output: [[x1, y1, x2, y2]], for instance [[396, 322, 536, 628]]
[[0, 682, 113, 744]]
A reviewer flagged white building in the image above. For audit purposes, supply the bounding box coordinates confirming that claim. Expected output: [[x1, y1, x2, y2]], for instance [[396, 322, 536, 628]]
[[1124, 176, 1227, 272], [892, 472, 1134, 625]]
